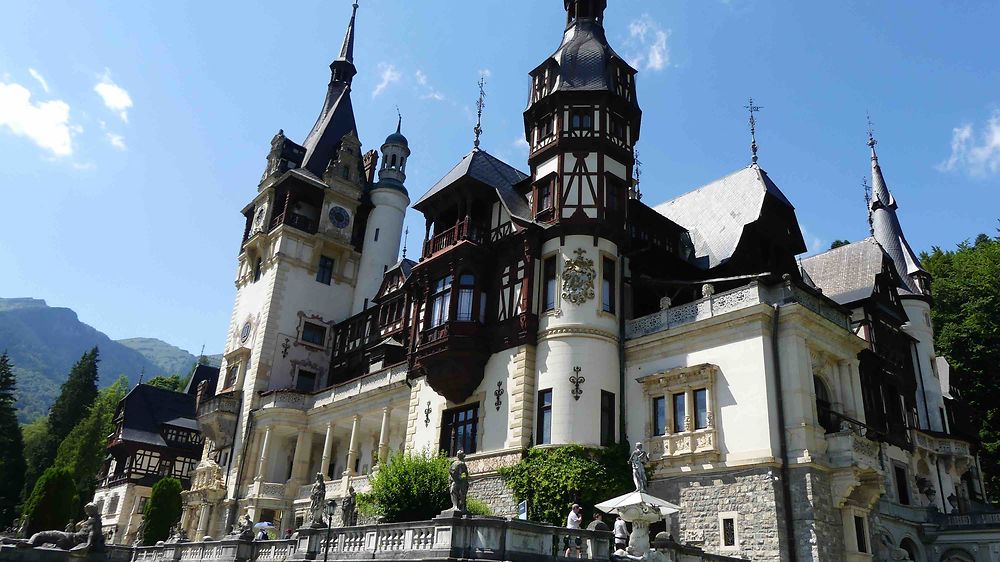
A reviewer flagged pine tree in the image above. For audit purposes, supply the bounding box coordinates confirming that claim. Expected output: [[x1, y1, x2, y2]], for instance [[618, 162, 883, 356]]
[[142, 477, 182, 545], [53, 375, 128, 518], [21, 466, 78, 535], [23, 348, 101, 498], [0, 352, 26, 527]]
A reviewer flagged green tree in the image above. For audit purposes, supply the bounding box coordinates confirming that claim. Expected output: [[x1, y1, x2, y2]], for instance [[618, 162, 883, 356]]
[[19, 416, 49, 509], [142, 477, 183, 545], [922, 231, 1000, 500], [24, 348, 101, 499], [21, 466, 78, 535], [0, 353, 26, 527], [830, 239, 852, 250], [499, 445, 633, 526], [145, 375, 184, 392], [53, 375, 128, 517], [358, 451, 453, 523]]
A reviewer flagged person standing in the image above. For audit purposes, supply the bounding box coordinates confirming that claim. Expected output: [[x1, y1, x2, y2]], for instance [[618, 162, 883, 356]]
[[565, 504, 583, 557], [613, 515, 629, 552], [587, 512, 610, 531]]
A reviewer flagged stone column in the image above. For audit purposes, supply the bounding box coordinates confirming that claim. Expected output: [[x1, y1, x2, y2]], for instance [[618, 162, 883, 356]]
[[320, 422, 335, 479], [289, 429, 312, 484], [196, 504, 211, 537], [378, 407, 392, 463], [255, 425, 272, 482], [343, 415, 361, 492]]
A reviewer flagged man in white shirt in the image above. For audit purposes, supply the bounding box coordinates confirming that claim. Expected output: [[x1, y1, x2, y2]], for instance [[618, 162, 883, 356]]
[[564, 504, 583, 557], [613, 515, 629, 552]]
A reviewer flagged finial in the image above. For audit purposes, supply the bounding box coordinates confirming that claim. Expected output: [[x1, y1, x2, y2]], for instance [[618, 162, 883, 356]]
[[402, 226, 409, 259], [745, 97, 762, 166], [395, 106, 402, 134], [863, 177, 874, 235], [473, 75, 487, 150], [632, 148, 643, 200], [138, 366, 144, 386], [866, 112, 878, 158]]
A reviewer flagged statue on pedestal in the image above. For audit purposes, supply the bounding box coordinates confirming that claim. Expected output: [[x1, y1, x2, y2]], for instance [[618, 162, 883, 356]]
[[341, 486, 357, 527], [309, 473, 328, 527], [629, 442, 650, 493], [449, 450, 469, 513], [17, 502, 104, 552]]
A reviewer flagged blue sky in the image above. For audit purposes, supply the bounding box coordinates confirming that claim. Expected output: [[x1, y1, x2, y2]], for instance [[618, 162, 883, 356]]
[[1, 0, 998, 356]]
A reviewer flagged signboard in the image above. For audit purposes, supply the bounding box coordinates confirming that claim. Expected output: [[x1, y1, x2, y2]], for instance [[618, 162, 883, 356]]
[[517, 500, 528, 520]]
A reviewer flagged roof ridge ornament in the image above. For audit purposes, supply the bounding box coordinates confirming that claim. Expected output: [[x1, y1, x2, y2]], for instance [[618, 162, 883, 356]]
[[396, 105, 402, 134], [866, 112, 878, 160], [473, 75, 487, 150], [745, 97, 762, 166]]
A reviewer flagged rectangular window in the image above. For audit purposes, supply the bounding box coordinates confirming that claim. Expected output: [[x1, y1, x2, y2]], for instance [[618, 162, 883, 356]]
[[606, 182, 618, 213], [440, 403, 479, 456], [537, 389, 553, 445], [301, 322, 327, 347], [538, 180, 553, 211], [539, 115, 552, 138], [253, 257, 263, 283], [225, 363, 239, 388], [602, 257, 616, 313], [854, 516, 868, 553], [296, 369, 317, 392], [374, 228, 380, 242], [600, 391, 615, 446], [316, 256, 334, 285], [694, 389, 708, 430], [722, 517, 736, 547], [430, 275, 453, 327], [673, 393, 686, 433], [570, 109, 593, 131], [652, 396, 666, 436], [457, 274, 475, 321], [894, 465, 910, 505], [542, 257, 557, 311]]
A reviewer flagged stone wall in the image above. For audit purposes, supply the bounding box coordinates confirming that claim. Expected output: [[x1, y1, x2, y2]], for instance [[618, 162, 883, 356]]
[[469, 474, 518, 518], [788, 467, 844, 562], [649, 467, 785, 562]]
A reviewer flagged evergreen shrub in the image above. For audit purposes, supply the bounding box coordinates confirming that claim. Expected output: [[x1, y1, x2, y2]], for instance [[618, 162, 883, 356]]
[[142, 477, 183, 545], [358, 451, 452, 523], [21, 466, 78, 535]]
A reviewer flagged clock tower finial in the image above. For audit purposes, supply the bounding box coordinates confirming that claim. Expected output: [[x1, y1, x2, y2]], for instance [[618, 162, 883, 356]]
[[473, 76, 487, 150]]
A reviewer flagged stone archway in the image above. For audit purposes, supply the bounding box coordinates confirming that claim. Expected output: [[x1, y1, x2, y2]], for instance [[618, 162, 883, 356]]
[[940, 547, 975, 562], [899, 537, 919, 561]]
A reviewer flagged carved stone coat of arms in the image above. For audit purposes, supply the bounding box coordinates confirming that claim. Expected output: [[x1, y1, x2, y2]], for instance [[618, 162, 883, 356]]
[[561, 248, 596, 305]]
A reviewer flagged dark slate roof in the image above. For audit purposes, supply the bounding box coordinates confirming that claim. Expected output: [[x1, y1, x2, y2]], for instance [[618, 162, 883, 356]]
[[116, 384, 198, 448], [800, 237, 888, 305], [300, 85, 357, 177], [538, 17, 635, 98], [413, 149, 530, 219], [653, 166, 799, 269], [183, 364, 220, 397], [868, 139, 926, 293]]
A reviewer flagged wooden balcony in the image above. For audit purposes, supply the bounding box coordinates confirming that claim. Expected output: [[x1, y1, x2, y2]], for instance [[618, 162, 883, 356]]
[[270, 211, 318, 234], [421, 218, 484, 259]]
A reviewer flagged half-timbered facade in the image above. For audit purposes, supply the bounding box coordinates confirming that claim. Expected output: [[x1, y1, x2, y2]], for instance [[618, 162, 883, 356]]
[[188, 2, 997, 560]]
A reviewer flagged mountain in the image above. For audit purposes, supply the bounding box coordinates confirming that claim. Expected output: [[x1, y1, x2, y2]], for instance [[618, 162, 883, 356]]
[[0, 298, 212, 423]]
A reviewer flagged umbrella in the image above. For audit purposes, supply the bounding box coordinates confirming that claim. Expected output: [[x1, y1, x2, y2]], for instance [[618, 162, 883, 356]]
[[595, 491, 681, 517], [253, 522, 276, 529]]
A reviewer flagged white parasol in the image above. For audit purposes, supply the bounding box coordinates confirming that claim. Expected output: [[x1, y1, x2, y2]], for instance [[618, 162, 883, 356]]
[[595, 491, 681, 517]]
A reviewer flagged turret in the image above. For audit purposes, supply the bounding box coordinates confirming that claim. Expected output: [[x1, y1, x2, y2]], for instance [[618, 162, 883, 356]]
[[352, 120, 411, 314]]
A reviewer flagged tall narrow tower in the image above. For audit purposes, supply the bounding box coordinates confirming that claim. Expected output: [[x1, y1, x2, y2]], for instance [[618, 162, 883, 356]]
[[525, 0, 640, 446], [353, 119, 411, 313]]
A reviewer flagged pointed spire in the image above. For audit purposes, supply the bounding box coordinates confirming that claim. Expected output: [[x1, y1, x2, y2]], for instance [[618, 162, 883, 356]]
[[338, 2, 359, 64], [402, 226, 409, 259], [396, 106, 402, 134], [745, 97, 762, 166]]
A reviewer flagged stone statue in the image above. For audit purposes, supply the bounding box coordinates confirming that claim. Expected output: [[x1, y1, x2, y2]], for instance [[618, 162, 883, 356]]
[[18, 502, 104, 552], [231, 513, 254, 541], [133, 520, 147, 547], [64, 520, 76, 533], [341, 486, 357, 527], [309, 472, 327, 527], [629, 442, 650, 493], [449, 450, 470, 513]]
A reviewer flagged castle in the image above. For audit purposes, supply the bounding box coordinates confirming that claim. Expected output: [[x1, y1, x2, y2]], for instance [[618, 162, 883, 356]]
[[101, 2, 999, 560]]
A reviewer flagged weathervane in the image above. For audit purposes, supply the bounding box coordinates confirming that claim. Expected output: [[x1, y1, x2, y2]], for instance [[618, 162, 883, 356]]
[[745, 97, 762, 166], [473, 75, 487, 149], [866, 112, 878, 152]]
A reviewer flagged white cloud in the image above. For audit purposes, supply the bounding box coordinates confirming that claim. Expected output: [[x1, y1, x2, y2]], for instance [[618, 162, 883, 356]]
[[938, 109, 1000, 177], [415, 70, 428, 86], [422, 90, 445, 101], [414, 69, 445, 101], [93, 70, 133, 123], [0, 80, 74, 156], [626, 14, 671, 72], [28, 68, 49, 93], [479, 69, 492, 79], [512, 137, 530, 153], [373, 63, 401, 98], [799, 225, 826, 254], [106, 132, 126, 150]]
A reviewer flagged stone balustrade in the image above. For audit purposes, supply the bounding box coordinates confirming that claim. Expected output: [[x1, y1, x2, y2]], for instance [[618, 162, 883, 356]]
[[257, 363, 408, 412]]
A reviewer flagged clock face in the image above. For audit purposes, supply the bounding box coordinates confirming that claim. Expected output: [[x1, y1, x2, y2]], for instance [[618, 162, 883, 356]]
[[254, 208, 265, 227], [329, 206, 351, 229], [240, 321, 252, 344]]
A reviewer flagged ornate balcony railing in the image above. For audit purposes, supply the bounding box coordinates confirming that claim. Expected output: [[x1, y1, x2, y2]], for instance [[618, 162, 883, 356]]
[[625, 279, 850, 340], [421, 218, 484, 258]]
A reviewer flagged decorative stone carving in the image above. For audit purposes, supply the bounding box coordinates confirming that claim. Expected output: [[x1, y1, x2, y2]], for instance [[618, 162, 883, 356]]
[[308, 473, 327, 527], [659, 296, 672, 310], [561, 248, 596, 305], [447, 451, 469, 514], [341, 486, 357, 527], [701, 284, 715, 298], [629, 442, 650, 493], [18, 502, 104, 552]]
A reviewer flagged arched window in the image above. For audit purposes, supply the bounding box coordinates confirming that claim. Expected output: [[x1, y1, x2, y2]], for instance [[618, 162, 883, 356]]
[[814, 376, 838, 433], [341, 166, 350, 179], [391, 154, 398, 168], [899, 538, 918, 561], [457, 274, 476, 321], [400, 157, 406, 171]]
